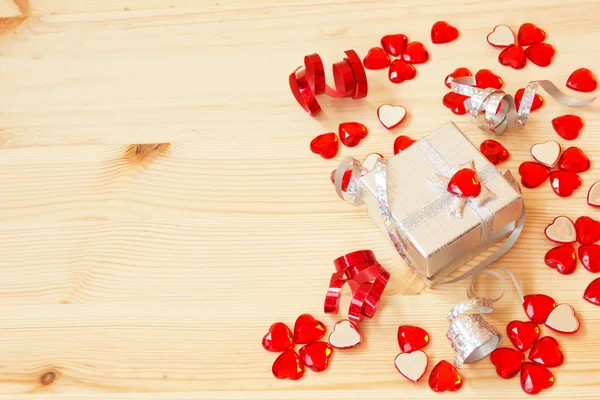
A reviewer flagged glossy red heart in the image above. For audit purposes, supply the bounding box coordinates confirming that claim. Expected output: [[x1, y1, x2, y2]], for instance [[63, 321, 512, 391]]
[[525, 43, 555, 67], [429, 360, 463, 392], [475, 69, 503, 89], [397, 325, 430, 353], [263, 322, 294, 352], [518, 23, 546, 46], [310, 133, 339, 159], [330, 169, 351, 192], [557, 147, 590, 173], [480, 139, 509, 165], [298, 341, 332, 372], [507, 320, 540, 351], [579, 244, 600, 273], [442, 92, 469, 115], [544, 244, 577, 275], [389, 59, 417, 84], [550, 170, 582, 197], [294, 314, 326, 344], [339, 122, 368, 147], [515, 88, 544, 111], [445, 67, 472, 88], [401, 41, 429, 64], [518, 162, 550, 189], [520, 362, 554, 395], [363, 47, 391, 70], [381, 33, 408, 56], [584, 277, 600, 305], [490, 347, 524, 379], [552, 115, 584, 140], [447, 168, 481, 197], [394, 135, 416, 155], [566, 68, 598, 92], [523, 294, 556, 323], [575, 216, 600, 245], [498, 44, 527, 70], [431, 21, 459, 44], [272, 349, 305, 380], [529, 336, 563, 367]]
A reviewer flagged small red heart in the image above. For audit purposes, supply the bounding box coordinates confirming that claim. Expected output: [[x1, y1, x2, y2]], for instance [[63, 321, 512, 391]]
[[444, 67, 472, 88], [475, 69, 503, 89], [544, 244, 577, 275], [401, 41, 429, 64], [520, 362, 554, 395], [298, 341, 333, 372], [507, 320, 540, 351], [515, 88, 544, 111], [442, 92, 469, 115], [389, 59, 417, 84], [294, 314, 326, 344], [558, 146, 590, 173], [550, 170, 582, 197], [272, 349, 305, 380], [330, 169, 351, 192], [575, 216, 600, 245], [381, 33, 408, 57], [579, 244, 600, 273], [518, 162, 550, 189], [552, 115, 584, 140], [447, 168, 481, 197], [566, 68, 598, 92], [490, 347, 524, 379], [584, 277, 600, 305], [262, 322, 294, 352], [338, 122, 368, 147], [525, 43, 555, 67], [363, 47, 391, 70], [397, 325, 430, 353], [394, 135, 416, 155], [518, 23, 546, 46], [498, 44, 527, 69], [310, 133, 339, 159], [431, 21, 459, 44], [429, 360, 463, 392], [529, 336, 564, 367], [523, 294, 556, 323], [480, 139, 509, 165]]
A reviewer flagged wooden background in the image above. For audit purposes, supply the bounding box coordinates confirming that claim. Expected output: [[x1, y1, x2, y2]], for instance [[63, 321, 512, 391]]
[[0, 0, 599, 398]]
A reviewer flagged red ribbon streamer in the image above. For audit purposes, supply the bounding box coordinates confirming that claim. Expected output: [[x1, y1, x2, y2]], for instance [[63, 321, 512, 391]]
[[324, 250, 390, 322], [289, 50, 368, 116]]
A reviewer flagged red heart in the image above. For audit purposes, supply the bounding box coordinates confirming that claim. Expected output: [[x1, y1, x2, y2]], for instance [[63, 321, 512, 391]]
[[447, 168, 481, 197], [550, 170, 582, 197], [518, 23, 546, 46], [401, 41, 429, 64], [389, 59, 417, 84], [518, 162, 550, 189], [525, 43, 555, 67], [575, 216, 600, 245], [498, 44, 527, 70], [515, 88, 544, 111], [397, 325, 430, 353], [298, 341, 333, 372], [442, 92, 469, 115], [520, 362, 554, 395], [567, 68, 598, 92], [544, 244, 577, 275], [475, 69, 503, 89], [363, 47, 391, 70], [310, 133, 339, 159], [558, 146, 590, 173], [480, 139, 509, 165], [428, 360, 463, 392], [381, 34, 408, 57], [507, 320, 540, 351], [338, 122, 368, 147], [272, 349, 305, 380], [490, 347, 524, 379], [552, 115, 584, 140], [584, 277, 600, 305], [445, 67, 472, 88], [523, 294, 556, 323], [529, 336, 564, 367], [394, 135, 416, 155], [330, 169, 352, 192], [431, 21, 459, 44], [294, 314, 326, 344], [579, 244, 600, 273], [262, 322, 294, 352]]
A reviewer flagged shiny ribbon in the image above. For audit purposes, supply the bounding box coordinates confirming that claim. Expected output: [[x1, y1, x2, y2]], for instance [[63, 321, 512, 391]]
[[451, 76, 596, 134]]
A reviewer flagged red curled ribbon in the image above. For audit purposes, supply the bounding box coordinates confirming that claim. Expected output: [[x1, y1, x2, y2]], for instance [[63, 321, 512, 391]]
[[289, 50, 368, 116], [324, 250, 390, 322]]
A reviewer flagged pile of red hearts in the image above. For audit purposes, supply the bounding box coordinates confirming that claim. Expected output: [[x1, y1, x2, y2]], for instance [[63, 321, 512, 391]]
[[442, 67, 504, 115], [363, 34, 429, 84], [487, 23, 555, 69]]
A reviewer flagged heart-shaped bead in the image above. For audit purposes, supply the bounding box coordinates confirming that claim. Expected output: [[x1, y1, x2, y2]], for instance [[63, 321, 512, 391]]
[[487, 24, 515, 48], [545, 303, 580, 334], [550, 170, 582, 197], [566, 68, 597, 92], [507, 320, 540, 351], [363, 47, 391, 70], [298, 341, 333, 372], [544, 244, 577, 275], [575, 216, 600, 245], [525, 43, 555, 67], [339, 122, 368, 147], [520, 362, 554, 395], [431, 21, 459, 44], [394, 350, 428, 382], [558, 147, 590, 173], [272, 349, 305, 380], [523, 294, 556, 324], [381, 33, 408, 56], [388, 59, 417, 84], [328, 319, 361, 349], [530, 140, 561, 168], [294, 314, 326, 344], [498, 44, 527, 69], [263, 322, 294, 352], [490, 347, 524, 379], [545, 216, 576, 244], [397, 325, 430, 353], [447, 168, 481, 198], [480, 139, 509, 165], [589, 182, 600, 208], [394, 135, 416, 155], [330, 169, 351, 192], [401, 41, 429, 64], [445, 67, 472, 88], [552, 115, 584, 140], [529, 336, 564, 366], [518, 162, 550, 189], [377, 104, 407, 129], [442, 92, 469, 115], [310, 133, 339, 159], [518, 23, 546, 46], [429, 360, 463, 392], [579, 244, 600, 273], [515, 88, 544, 111], [584, 278, 600, 305], [475, 69, 503, 89]]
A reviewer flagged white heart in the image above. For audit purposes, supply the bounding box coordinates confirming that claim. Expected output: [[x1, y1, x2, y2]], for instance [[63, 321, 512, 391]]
[[545, 303, 580, 334], [487, 25, 516, 47], [531, 141, 561, 167], [588, 181, 600, 207], [377, 104, 407, 130], [328, 320, 361, 349], [545, 216, 576, 243], [394, 350, 428, 382]]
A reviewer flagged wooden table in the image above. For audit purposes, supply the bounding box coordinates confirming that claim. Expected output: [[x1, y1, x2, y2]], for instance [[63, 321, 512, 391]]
[[1, 0, 599, 398]]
